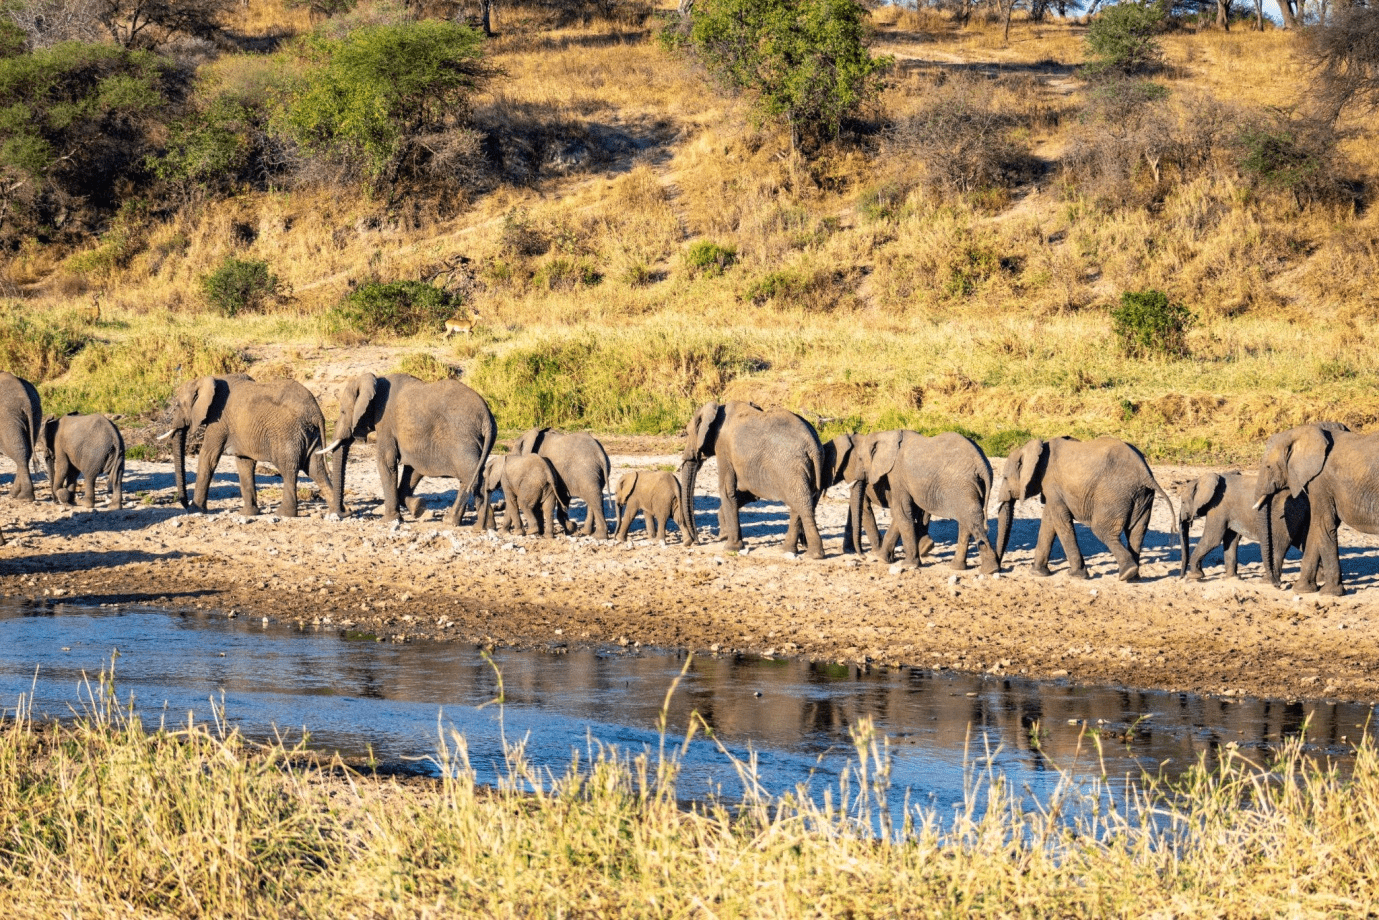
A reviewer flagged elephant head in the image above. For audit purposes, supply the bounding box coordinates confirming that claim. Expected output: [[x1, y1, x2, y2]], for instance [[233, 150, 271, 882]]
[[679, 401, 725, 544], [615, 470, 640, 507], [38, 415, 60, 501], [994, 438, 1049, 562], [321, 373, 391, 513], [821, 434, 854, 490], [1253, 425, 1333, 586], [1176, 473, 1224, 578], [484, 455, 506, 496], [160, 376, 226, 509], [842, 431, 903, 549]]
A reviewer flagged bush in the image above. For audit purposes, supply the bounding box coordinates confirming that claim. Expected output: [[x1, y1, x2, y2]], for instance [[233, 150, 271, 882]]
[[200, 258, 281, 316], [686, 0, 890, 151], [1231, 115, 1355, 207], [1083, 3, 1164, 76], [39, 332, 246, 416], [328, 280, 457, 338], [1110, 289, 1192, 359], [683, 240, 736, 277], [1301, 6, 1379, 122], [396, 352, 460, 381], [980, 428, 1034, 459], [282, 20, 490, 185], [533, 257, 601, 290], [0, 307, 89, 382]]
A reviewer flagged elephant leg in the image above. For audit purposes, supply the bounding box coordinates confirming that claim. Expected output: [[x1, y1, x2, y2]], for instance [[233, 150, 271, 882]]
[[916, 510, 935, 559], [193, 428, 228, 513], [53, 455, 74, 505], [234, 457, 262, 515], [1311, 512, 1345, 596], [1125, 494, 1154, 569], [1189, 516, 1227, 580], [376, 443, 402, 521], [581, 486, 609, 539], [542, 495, 557, 539], [951, 525, 972, 571], [79, 466, 97, 509], [718, 468, 744, 551], [400, 467, 427, 519], [613, 503, 635, 541], [1089, 517, 1136, 581], [893, 494, 924, 569], [1223, 528, 1240, 579], [308, 448, 339, 517]]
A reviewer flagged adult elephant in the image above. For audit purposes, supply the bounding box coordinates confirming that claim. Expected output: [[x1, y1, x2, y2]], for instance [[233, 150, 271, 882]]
[[680, 400, 825, 559], [159, 374, 339, 518], [995, 436, 1173, 581], [323, 373, 496, 527], [510, 427, 611, 539], [0, 371, 41, 502], [1253, 423, 1375, 596], [837, 430, 997, 573]]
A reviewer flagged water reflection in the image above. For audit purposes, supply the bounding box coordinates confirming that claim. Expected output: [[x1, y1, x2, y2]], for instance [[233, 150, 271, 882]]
[[0, 597, 1371, 819]]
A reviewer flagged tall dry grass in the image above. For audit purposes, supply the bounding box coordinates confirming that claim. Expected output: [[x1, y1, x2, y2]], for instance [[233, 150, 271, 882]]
[[1, 672, 1377, 916]]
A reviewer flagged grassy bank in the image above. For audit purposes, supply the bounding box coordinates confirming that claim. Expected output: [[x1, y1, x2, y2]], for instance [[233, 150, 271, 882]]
[[1, 677, 1377, 916]]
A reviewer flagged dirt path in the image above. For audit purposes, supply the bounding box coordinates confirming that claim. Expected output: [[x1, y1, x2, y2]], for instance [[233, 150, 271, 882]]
[[1, 446, 1377, 708]]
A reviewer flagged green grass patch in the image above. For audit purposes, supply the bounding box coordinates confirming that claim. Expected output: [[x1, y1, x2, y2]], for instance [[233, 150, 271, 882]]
[[0, 306, 89, 383], [325, 280, 458, 340], [396, 352, 461, 381]]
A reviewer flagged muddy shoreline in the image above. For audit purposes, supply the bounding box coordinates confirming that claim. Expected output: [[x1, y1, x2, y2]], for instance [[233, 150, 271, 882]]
[[1, 450, 1377, 706]]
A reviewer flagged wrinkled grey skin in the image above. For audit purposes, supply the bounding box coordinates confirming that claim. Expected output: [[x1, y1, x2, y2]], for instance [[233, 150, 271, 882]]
[[613, 470, 685, 543], [499, 453, 567, 538], [166, 375, 338, 518], [0, 371, 41, 503], [512, 428, 611, 539], [680, 400, 826, 559], [836, 430, 997, 573], [1253, 422, 1375, 596], [995, 436, 1173, 581], [40, 413, 124, 509], [1177, 471, 1308, 581], [326, 373, 496, 527]]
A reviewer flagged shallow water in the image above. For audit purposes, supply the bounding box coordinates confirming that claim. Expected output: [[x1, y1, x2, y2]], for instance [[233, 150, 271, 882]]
[[0, 597, 1372, 817]]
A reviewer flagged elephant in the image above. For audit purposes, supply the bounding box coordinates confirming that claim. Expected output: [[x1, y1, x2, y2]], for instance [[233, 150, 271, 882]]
[[1177, 471, 1309, 581], [995, 436, 1173, 581], [680, 400, 826, 559], [498, 454, 567, 538], [39, 413, 124, 509], [0, 371, 41, 502], [159, 374, 339, 518], [613, 470, 685, 543], [324, 373, 496, 527], [1252, 422, 1376, 596], [835, 430, 998, 573], [511, 428, 611, 539]]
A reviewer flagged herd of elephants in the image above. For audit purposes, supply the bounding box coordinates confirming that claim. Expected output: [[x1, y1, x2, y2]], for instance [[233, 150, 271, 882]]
[[1, 367, 1376, 597]]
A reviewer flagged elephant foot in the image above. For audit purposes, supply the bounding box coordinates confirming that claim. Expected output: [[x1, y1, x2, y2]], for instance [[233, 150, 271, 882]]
[[1291, 580, 1319, 595], [1321, 582, 1346, 597], [1032, 564, 1053, 577], [806, 548, 825, 561], [979, 557, 999, 576], [1184, 569, 1204, 582], [917, 538, 935, 558], [406, 496, 426, 518], [1067, 567, 1091, 580], [725, 539, 745, 552], [1119, 566, 1140, 583], [949, 558, 970, 571], [241, 504, 262, 517]]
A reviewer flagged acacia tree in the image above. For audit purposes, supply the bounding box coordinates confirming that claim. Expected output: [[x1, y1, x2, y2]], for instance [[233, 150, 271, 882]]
[[688, 0, 889, 152], [91, 0, 233, 48], [1303, 5, 1379, 121]]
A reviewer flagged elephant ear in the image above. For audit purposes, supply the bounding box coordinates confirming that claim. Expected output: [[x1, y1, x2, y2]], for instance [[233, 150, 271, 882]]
[[348, 373, 378, 438], [515, 427, 550, 456], [616, 471, 638, 504], [1189, 473, 1224, 518], [190, 377, 219, 429], [825, 435, 854, 486], [484, 456, 504, 492], [1286, 425, 1330, 499], [39, 415, 58, 455], [1016, 439, 1046, 500], [685, 401, 722, 460], [869, 430, 904, 480]]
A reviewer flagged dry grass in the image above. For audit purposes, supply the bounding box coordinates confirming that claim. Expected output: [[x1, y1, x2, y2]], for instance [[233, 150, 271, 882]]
[[2, 673, 1378, 917]]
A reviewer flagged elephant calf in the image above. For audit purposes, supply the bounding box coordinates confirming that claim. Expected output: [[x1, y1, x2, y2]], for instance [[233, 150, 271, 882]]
[[492, 455, 567, 538], [1177, 471, 1307, 581], [40, 413, 124, 509], [613, 470, 685, 543]]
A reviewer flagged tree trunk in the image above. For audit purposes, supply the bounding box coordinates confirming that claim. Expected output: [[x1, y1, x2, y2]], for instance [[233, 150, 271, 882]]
[[1217, 0, 1230, 30], [1279, 0, 1298, 28], [1253, 0, 1263, 29], [480, 0, 492, 35], [1003, 0, 1016, 43]]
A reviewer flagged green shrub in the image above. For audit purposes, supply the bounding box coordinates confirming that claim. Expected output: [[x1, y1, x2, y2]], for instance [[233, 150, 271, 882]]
[[944, 246, 1000, 299], [1084, 4, 1164, 76], [533, 257, 601, 290], [1110, 289, 1192, 359], [683, 241, 737, 277], [0, 308, 89, 382], [200, 258, 281, 316], [328, 280, 457, 338], [980, 428, 1035, 459], [744, 270, 808, 305], [396, 352, 460, 381], [857, 182, 911, 223], [687, 0, 890, 150]]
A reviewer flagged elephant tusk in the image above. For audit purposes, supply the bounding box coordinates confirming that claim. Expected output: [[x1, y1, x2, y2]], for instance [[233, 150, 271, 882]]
[[156, 429, 176, 441], [1252, 495, 1268, 511], [316, 438, 344, 456]]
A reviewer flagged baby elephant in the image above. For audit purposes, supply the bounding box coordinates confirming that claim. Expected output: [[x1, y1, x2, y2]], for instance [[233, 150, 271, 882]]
[[490, 454, 567, 538], [40, 413, 125, 509], [613, 470, 685, 543], [1177, 471, 1307, 581]]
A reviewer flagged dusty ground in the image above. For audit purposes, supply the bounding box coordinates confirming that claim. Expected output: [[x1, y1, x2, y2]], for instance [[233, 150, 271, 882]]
[[1, 441, 1377, 707]]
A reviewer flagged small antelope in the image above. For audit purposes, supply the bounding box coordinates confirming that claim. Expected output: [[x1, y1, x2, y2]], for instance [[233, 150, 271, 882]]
[[82, 293, 102, 325], [443, 311, 480, 338]]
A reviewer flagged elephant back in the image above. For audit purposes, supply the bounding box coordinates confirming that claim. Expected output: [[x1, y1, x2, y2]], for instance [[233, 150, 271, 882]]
[[0, 371, 41, 453]]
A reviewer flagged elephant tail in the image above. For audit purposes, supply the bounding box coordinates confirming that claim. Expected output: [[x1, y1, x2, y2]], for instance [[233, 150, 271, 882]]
[[1150, 476, 1175, 534], [460, 410, 498, 525]]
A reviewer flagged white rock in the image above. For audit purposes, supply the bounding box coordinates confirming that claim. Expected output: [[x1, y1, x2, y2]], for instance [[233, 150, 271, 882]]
[[781, 552, 798, 560], [888, 564, 905, 575], [948, 574, 959, 585]]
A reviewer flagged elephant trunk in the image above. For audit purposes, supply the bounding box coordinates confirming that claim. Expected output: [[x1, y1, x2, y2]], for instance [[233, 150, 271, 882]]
[[332, 439, 352, 518], [680, 458, 700, 544], [172, 428, 189, 509], [1259, 501, 1279, 587], [1178, 516, 1190, 579], [995, 499, 1014, 564]]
